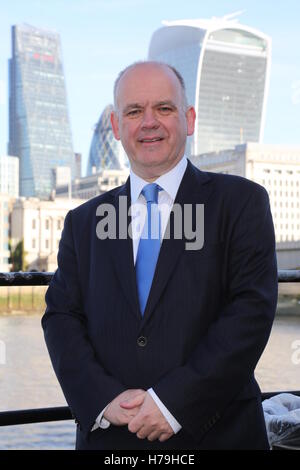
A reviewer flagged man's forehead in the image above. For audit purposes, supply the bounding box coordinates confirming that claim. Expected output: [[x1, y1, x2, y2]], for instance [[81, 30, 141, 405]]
[[117, 66, 181, 103], [122, 62, 173, 81], [119, 64, 179, 90]]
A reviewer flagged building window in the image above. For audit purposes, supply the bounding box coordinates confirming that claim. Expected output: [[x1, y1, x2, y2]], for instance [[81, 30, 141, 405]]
[[45, 239, 49, 249], [32, 219, 36, 230], [45, 219, 49, 230], [57, 219, 62, 230], [32, 239, 36, 249]]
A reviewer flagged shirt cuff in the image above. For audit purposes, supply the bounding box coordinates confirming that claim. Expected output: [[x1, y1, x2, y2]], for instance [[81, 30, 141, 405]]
[[91, 406, 111, 432], [147, 388, 182, 434]]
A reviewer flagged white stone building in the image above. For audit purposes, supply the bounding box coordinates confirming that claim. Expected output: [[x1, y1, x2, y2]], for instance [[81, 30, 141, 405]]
[[191, 143, 300, 269], [11, 197, 85, 272], [0, 195, 13, 272], [55, 168, 129, 200], [0, 155, 19, 198], [0, 156, 19, 271]]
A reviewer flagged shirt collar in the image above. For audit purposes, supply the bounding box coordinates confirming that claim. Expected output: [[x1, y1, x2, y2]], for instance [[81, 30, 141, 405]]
[[130, 156, 187, 203]]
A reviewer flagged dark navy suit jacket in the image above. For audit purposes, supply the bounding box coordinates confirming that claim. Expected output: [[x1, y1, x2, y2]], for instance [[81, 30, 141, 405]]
[[42, 160, 278, 449]]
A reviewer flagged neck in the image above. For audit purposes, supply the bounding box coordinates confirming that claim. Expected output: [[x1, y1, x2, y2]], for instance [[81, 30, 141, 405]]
[[132, 156, 184, 182]]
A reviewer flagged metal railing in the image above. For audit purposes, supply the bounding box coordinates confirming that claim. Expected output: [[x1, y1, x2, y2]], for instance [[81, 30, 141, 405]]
[[0, 269, 299, 428]]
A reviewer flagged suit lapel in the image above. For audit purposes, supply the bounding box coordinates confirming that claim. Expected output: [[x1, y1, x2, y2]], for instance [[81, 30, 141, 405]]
[[140, 160, 213, 326], [108, 179, 141, 320]]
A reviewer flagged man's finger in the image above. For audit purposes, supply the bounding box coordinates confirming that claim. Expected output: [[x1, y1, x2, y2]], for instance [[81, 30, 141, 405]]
[[128, 416, 144, 434], [136, 426, 149, 439], [159, 432, 173, 442], [147, 430, 160, 442], [120, 393, 145, 409]]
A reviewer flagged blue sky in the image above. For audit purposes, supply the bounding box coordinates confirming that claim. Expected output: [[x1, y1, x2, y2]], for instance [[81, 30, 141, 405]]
[[0, 0, 299, 175]]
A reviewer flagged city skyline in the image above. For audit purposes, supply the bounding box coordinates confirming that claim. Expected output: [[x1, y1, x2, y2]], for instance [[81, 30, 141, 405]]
[[0, 0, 299, 175], [9, 24, 75, 198], [149, 17, 271, 155], [87, 104, 128, 175]]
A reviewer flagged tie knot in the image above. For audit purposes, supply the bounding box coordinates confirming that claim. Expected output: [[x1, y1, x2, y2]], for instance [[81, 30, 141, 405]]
[[142, 183, 161, 204]]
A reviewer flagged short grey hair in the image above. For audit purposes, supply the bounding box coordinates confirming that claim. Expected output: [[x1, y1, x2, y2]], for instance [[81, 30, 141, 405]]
[[113, 60, 188, 112]]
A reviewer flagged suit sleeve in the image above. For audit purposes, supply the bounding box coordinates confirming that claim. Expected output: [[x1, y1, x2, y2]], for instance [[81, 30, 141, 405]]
[[41, 210, 125, 437], [152, 185, 278, 442]]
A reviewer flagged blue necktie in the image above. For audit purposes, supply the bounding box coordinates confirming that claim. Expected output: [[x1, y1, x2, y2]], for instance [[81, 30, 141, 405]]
[[135, 183, 161, 315]]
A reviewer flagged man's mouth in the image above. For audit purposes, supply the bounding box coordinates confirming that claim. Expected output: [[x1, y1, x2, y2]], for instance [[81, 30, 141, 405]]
[[138, 137, 164, 143]]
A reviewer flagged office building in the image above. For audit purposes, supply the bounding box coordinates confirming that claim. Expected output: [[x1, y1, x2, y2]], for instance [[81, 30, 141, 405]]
[[55, 168, 129, 200], [148, 14, 271, 156], [8, 24, 74, 198], [74, 152, 82, 179], [191, 143, 300, 268], [87, 104, 129, 175]]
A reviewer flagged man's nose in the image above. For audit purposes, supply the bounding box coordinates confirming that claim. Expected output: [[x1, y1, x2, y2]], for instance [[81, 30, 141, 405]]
[[141, 109, 159, 129]]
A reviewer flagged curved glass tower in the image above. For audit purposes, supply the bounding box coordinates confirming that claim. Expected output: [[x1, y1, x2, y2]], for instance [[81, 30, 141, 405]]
[[148, 15, 271, 156], [87, 104, 129, 175], [9, 24, 74, 198]]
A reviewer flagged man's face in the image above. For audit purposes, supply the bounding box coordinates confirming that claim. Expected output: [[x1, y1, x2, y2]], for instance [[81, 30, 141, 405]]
[[111, 64, 196, 180]]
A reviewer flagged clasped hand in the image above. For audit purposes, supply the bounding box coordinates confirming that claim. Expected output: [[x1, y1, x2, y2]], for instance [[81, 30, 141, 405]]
[[103, 389, 174, 442]]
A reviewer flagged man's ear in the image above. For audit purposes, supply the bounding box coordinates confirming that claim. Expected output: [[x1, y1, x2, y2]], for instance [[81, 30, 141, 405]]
[[186, 106, 196, 137], [111, 111, 121, 140]]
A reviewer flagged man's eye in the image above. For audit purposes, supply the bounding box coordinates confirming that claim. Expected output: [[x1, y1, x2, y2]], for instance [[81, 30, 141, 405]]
[[159, 107, 172, 113], [126, 109, 141, 116]]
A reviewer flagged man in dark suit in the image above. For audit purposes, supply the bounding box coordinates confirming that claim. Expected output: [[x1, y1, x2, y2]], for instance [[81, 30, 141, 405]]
[[42, 61, 278, 450]]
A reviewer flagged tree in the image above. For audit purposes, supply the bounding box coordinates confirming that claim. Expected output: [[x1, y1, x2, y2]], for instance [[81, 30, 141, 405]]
[[10, 239, 27, 271]]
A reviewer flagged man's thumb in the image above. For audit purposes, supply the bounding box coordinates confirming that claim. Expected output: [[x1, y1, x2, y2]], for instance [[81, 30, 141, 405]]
[[120, 394, 145, 409]]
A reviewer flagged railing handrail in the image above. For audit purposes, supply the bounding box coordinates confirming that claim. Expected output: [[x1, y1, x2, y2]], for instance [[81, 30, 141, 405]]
[[0, 406, 71, 427], [0, 269, 299, 428], [1, 390, 300, 427], [0, 271, 53, 286], [0, 269, 299, 286]]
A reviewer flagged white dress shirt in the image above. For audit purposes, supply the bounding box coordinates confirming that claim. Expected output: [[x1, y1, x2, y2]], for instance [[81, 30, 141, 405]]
[[93, 156, 187, 433]]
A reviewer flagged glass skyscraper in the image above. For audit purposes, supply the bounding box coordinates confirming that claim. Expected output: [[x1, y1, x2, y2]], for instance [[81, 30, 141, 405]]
[[87, 104, 129, 175], [9, 24, 74, 198], [148, 15, 271, 156]]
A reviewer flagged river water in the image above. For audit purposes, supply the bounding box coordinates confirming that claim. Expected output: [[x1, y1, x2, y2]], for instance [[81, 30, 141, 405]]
[[0, 313, 299, 449]]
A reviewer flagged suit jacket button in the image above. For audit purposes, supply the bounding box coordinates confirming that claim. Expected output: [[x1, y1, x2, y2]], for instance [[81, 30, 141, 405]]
[[137, 336, 147, 347]]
